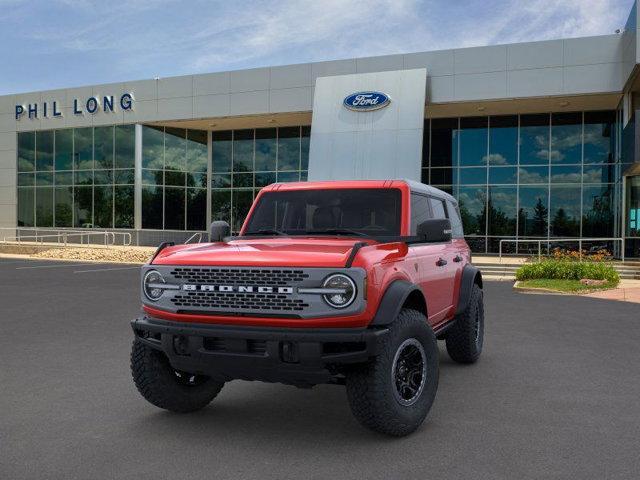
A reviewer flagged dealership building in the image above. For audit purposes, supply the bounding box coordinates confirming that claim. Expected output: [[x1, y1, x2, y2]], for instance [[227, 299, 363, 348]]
[[2, 4, 640, 256]]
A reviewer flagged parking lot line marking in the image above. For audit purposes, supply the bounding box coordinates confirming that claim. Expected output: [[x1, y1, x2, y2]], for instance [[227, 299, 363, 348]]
[[74, 266, 140, 273], [16, 263, 101, 270]]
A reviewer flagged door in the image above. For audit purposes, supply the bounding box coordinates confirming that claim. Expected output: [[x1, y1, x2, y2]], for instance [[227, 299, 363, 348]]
[[409, 193, 456, 324]]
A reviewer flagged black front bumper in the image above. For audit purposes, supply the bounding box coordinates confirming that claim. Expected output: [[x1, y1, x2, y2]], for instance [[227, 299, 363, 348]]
[[131, 316, 388, 387]]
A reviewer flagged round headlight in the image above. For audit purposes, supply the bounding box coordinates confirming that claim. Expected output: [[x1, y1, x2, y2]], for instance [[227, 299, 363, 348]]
[[143, 270, 165, 301], [322, 274, 356, 308]]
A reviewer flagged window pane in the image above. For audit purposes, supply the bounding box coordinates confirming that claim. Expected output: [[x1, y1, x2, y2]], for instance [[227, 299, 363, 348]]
[[18, 173, 34, 187], [551, 113, 581, 165], [142, 169, 163, 186], [17, 188, 34, 226], [459, 167, 486, 185], [186, 129, 208, 173], [187, 188, 207, 231], [301, 126, 310, 170], [74, 186, 92, 227], [212, 131, 232, 172], [94, 169, 113, 185], [94, 126, 114, 169], [458, 117, 487, 166], [255, 128, 277, 171], [164, 187, 185, 230], [115, 124, 135, 169], [550, 185, 580, 237], [54, 129, 73, 171], [212, 174, 231, 188], [74, 128, 93, 170], [114, 169, 134, 185], [518, 186, 548, 236], [582, 184, 614, 237], [35, 187, 54, 227], [142, 186, 163, 229], [165, 170, 185, 187], [232, 189, 254, 232], [18, 132, 35, 172], [255, 172, 276, 187], [54, 187, 73, 227], [488, 166, 517, 184], [456, 187, 486, 235], [488, 116, 517, 165], [583, 164, 615, 184], [519, 166, 548, 184], [584, 111, 615, 164], [165, 127, 186, 172], [187, 171, 207, 188], [212, 190, 231, 225], [488, 186, 517, 236], [75, 170, 93, 186], [520, 114, 549, 165], [430, 168, 452, 185], [233, 130, 253, 172], [36, 130, 54, 171], [93, 185, 113, 228], [36, 172, 53, 186], [550, 165, 581, 183], [114, 186, 134, 228], [277, 127, 300, 171], [277, 171, 300, 182], [233, 172, 253, 188], [431, 118, 457, 168], [142, 126, 164, 169], [410, 194, 431, 234]]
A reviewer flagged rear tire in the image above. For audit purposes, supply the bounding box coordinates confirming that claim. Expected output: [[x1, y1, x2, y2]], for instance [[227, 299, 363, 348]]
[[345, 309, 439, 436], [131, 340, 224, 413], [445, 283, 484, 363]]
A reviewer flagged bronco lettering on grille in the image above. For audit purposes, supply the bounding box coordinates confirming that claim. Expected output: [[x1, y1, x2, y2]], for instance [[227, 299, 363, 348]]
[[182, 285, 294, 294]]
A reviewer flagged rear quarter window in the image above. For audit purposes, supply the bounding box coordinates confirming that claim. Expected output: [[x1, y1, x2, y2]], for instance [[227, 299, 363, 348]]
[[446, 200, 464, 238]]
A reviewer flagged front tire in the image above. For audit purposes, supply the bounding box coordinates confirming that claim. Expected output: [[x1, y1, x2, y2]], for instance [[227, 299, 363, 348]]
[[445, 283, 484, 363], [131, 340, 224, 413], [345, 309, 439, 436]]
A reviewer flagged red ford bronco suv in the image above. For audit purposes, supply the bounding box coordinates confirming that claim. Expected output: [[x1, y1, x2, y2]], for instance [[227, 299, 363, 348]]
[[131, 180, 484, 436]]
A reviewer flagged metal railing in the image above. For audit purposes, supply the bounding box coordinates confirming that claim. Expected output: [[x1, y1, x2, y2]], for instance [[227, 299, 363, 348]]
[[0, 228, 132, 248], [498, 238, 625, 262]]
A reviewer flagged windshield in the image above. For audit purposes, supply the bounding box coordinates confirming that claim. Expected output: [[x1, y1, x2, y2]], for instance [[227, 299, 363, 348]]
[[243, 188, 402, 237]]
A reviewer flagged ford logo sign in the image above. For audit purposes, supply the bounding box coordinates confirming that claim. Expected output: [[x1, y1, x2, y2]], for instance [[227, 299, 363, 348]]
[[343, 91, 390, 111]]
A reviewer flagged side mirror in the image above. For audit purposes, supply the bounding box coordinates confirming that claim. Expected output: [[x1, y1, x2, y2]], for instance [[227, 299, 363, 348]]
[[417, 218, 452, 243], [209, 221, 230, 242]]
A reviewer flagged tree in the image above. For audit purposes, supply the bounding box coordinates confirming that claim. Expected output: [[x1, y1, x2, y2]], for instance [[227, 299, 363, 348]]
[[532, 198, 548, 236]]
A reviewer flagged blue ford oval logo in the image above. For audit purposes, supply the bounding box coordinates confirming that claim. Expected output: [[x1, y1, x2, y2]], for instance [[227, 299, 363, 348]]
[[343, 91, 391, 111]]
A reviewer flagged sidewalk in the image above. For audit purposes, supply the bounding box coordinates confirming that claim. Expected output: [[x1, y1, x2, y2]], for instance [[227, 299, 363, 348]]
[[582, 280, 640, 304]]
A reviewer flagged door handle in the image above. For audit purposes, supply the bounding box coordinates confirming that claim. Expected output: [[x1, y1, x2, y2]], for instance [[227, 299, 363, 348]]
[[436, 258, 448, 267], [453, 255, 463, 263]]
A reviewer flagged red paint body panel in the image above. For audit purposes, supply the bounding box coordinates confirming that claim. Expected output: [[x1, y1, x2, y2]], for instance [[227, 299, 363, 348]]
[[147, 180, 471, 329]]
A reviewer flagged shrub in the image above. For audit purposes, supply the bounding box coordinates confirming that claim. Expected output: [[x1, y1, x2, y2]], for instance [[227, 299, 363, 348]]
[[549, 247, 612, 263], [515, 259, 619, 285]]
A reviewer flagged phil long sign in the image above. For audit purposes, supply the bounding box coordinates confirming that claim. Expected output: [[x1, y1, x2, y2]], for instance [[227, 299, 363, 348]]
[[15, 93, 134, 120]]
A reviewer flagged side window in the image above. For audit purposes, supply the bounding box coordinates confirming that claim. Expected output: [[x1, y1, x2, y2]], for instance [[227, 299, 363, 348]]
[[446, 200, 464, 238], [410, 193, 431, 234], [429, 197, 447, 219]]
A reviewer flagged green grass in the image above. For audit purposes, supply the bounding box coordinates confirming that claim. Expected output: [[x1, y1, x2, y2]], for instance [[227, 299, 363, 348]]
[[516, 278, 618, 293]]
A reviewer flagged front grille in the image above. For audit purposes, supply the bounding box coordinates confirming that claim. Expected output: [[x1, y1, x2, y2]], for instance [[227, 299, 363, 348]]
[[170, 267, 309, 286], [170, 291, 309, 312]]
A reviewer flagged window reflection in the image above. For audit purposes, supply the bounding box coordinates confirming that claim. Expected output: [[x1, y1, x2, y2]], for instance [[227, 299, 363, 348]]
[[488, 116, 517, 165], [488, 186, 517, 236], [551, 113, 582, 164], [518, 186, 548, 236], [550, 186, 580, 237], [456, 186, 486, 235], [458, 117, 487, 167], [520, 114, 549, 165]]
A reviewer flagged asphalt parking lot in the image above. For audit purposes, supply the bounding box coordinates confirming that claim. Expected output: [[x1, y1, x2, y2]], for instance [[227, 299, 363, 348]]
[[1, 258, 639, 480]]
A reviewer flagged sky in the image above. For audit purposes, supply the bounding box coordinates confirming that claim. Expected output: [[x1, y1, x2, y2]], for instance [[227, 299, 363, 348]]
[[0, 0, 636, 95]]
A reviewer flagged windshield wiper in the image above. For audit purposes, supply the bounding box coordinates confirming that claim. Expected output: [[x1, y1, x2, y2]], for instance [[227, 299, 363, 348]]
[[244, 229, 287, 236], [306, 228, 369, 237]]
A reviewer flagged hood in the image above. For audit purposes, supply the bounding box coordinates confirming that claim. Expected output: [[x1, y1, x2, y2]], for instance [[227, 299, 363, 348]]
[[151, 237, 377, 268]]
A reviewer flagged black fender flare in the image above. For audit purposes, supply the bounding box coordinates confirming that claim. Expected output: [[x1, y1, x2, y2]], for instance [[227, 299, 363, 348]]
[[455, 264, 483, 316], [370, 280, 426, 326]]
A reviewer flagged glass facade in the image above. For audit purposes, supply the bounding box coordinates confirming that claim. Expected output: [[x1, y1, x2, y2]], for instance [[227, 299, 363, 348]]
[[141, 126, 208, 231], [211, 126, 310, 232], [17, 126, 135, 228], [15, 113, 623, 254], [422, 111, 620, 253]]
